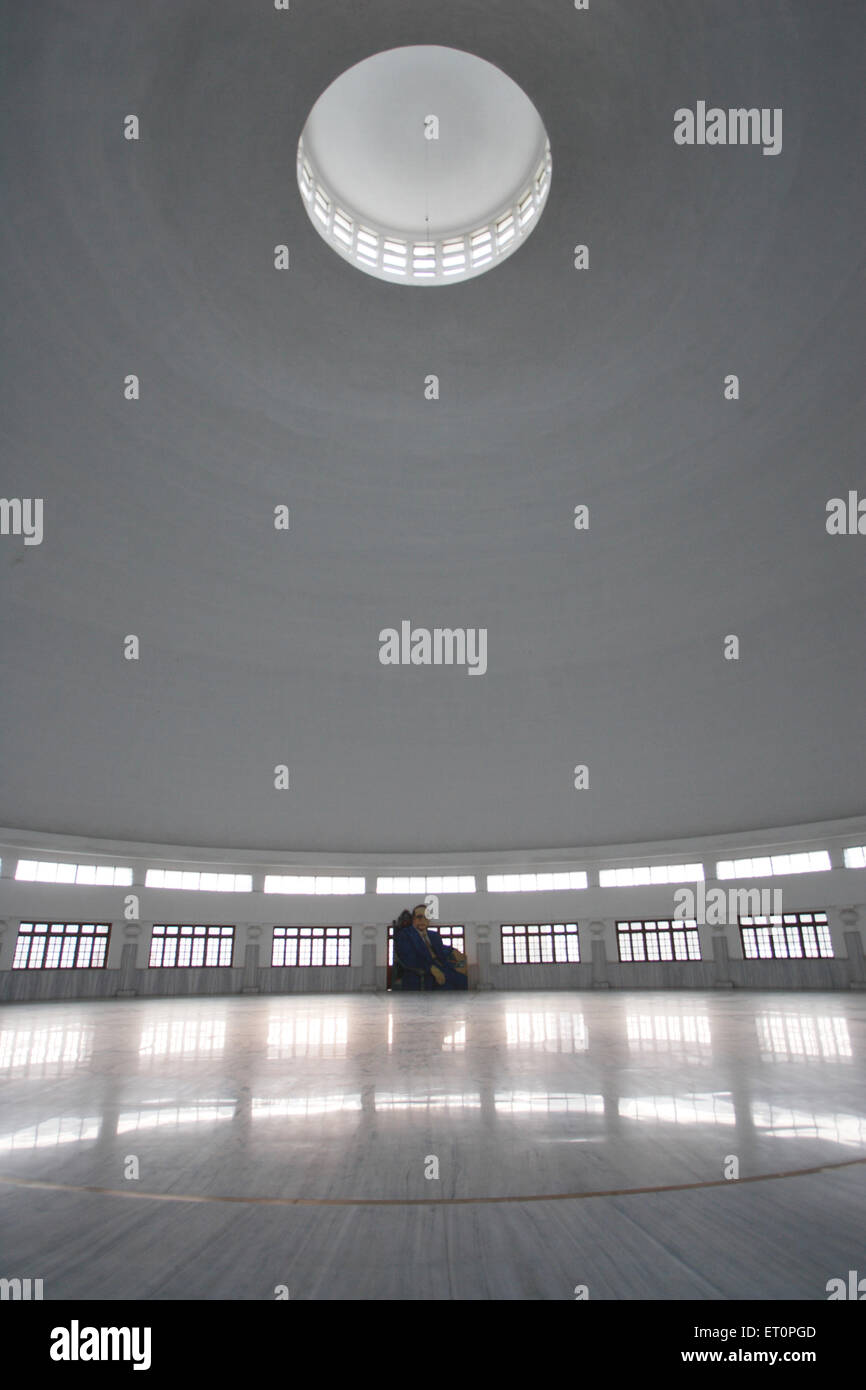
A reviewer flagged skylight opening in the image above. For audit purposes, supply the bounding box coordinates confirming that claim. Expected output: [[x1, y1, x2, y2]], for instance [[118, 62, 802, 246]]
[[297, 52, 551, 286], [298, 158, 314, 201], [313, 188, 331, 225], [517, 191, 535, 226], [332, 222, 353, 247]]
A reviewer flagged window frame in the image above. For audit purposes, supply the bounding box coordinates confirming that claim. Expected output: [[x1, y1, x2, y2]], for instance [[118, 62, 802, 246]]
[[739, 912, 833, 960], [387, 923, 465, 966], [272, 926, 353, 968], [616, 920, 702, 963], [499, 923, 580, 965], [12, 922, 111, 970], [148, 924, 235, 969]]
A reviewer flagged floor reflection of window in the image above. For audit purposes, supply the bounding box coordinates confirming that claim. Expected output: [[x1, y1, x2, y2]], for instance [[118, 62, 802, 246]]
[[505, 1011, 588, 1051], [619, 1094, 735, 1126], [625, 1013, 712, 1056], [755, 1013, 852, 1060], [0, 1115, 101, 1153], [266, 1015, 349, 1058], [116, 1103, 235, 1134], [138, 1019, 226, 1057], [252, 1095, 362, 1119], [751, 1103, 866, 1147], [374, 1092, 481, 1111], [494, 1091, 603, 1115], [0, 1027, 93, 1075]]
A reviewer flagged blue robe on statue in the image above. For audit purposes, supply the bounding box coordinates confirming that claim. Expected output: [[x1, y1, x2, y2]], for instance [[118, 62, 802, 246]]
[[393, 925, 468, 991]]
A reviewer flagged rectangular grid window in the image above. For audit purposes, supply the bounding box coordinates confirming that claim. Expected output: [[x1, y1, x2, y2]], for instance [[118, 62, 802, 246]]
[[264, 875, 365, 895], [272, 927, 352, 967], [740, 912, 833, 960], [149, 925, 234, 968], [376, 876, 475, 894], [500, 924, 580, 964], [599, 863, 704, 887], [15, 860, 132, 886], [716, 852, 831, 879], [12, 923, 110, 970], [388, 924, 465, 965], [145, 869, 252, 893], [487, 872, 587, 892], [617, 920, 702, 962]]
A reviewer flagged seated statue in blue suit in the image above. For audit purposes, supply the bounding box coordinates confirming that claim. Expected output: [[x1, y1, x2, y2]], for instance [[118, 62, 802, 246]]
[[393, 904, 468, 990]]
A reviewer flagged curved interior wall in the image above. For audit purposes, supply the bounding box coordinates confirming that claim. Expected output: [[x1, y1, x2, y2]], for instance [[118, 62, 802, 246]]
[[1, 817, 865, 1001]]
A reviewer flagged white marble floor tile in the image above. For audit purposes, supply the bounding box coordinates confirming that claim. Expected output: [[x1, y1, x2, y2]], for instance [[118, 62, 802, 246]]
[[1, 991, 864, 1297]]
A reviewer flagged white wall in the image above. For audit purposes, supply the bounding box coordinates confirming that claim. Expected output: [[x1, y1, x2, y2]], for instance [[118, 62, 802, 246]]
[[1, 822, 865, 999]]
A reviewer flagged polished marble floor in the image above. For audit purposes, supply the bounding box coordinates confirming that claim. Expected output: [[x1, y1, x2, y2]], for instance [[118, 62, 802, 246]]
[[1, 990, 865, 1299]]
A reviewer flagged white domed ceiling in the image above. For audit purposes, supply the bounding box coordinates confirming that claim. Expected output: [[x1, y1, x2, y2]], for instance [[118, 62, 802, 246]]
[[1, 0, 864, 854]]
